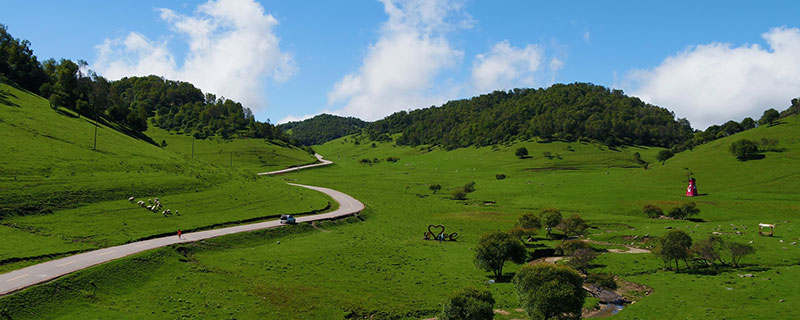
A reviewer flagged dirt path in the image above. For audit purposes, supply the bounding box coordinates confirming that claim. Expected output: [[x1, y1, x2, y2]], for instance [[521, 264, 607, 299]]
[[0, 154, 363, 297]]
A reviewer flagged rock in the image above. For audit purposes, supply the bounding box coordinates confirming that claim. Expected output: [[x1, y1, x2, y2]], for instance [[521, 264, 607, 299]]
[[712, 232, 723, 235], [792, 242, 797, 245], [748, 240, 754, 244], [780, 240, 784, 243], [735, 231, 743, 235], [487, 279, 495, 284], [738, 273, 754, 278], [780, 299, 785, 303], [276, 241, 280, 244]]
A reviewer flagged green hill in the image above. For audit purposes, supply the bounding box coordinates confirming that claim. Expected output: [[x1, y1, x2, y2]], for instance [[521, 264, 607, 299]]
[[0, 82, 329, 269], [366, 83, 693, 149], [278, 113, 367, 146]]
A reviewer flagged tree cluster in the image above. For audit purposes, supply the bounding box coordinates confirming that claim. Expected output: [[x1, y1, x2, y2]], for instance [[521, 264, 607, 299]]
[[654, 230, 756, 271], [642, 203, 700, 220], [366, 83, 694, 150], [0, 25, 293, 144], [278, 113, 367, 146]]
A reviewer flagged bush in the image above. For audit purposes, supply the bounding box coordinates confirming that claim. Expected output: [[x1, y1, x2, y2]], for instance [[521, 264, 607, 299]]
[[463, 181, 476, 193], [667, 202, 699, 220], [515, 147, 529, 159], [643, 204, 663, 218], [586, 273, 617, 290], [567, 248, 597, 272], [440, 287, 495, 320], [451, 188, 467, 200], [729, 139, 759, 161], [656, 149, 674, 165], [557, 214, 589, 238], [495, 173, 506, 180], [385, 156, 399, 163], [555, 240, 592, 255], [429, 184, 442, 194]]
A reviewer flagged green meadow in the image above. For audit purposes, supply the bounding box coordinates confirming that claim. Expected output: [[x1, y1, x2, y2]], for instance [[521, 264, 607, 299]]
[[0, 83, 330, 272], [2, 96, 798, 319]]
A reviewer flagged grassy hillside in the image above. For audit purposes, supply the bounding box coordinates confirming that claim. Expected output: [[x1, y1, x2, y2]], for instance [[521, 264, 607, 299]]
[[0, 82, 330, 271], [145, 125, 317, 173], [2, 99, 798, 318]]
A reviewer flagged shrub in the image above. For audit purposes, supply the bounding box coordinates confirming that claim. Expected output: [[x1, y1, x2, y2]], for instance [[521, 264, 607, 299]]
[[495, 173, 506, 180], [359, 158, 371, 164], [567, 248, 597, 272], [555, 240, 592, 255], [729, 139, 759, 160], [385, 156, 399, 163], [728, 242, 756, 268], [463, 181, 476, 193], [667, 202, 699, 220], [586, 273, 617, 290], [643, 204, 663, 218], [515, 147, 529, 159], [557, 214, 589, 238], [451, 188, 467, 200], [440, 287, 495, 320], [429, 184, 442, 194]]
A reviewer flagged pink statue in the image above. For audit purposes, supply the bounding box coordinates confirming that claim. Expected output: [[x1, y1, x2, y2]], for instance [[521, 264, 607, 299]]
[[686, 177, 698, 196]]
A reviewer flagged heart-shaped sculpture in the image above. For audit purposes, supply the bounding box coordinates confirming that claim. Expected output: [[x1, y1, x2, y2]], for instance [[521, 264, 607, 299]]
[[428, 224, 445, 238]]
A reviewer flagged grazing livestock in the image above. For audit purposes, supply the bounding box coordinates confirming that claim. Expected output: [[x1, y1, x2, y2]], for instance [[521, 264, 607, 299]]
[[128, 196, 135, 202]]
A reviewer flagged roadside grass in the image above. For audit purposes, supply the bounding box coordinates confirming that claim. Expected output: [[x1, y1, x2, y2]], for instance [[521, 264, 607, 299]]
[[2, 86, 799, 319]]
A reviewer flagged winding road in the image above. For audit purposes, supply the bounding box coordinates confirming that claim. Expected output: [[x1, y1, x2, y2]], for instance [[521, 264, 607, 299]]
[[0, 154, 363, 296]]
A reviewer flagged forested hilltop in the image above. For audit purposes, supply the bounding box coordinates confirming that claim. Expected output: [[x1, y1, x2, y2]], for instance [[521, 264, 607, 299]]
[[367, 83, 693, 149], [0, 24, 289, 144], [279, 114, 367, 146]]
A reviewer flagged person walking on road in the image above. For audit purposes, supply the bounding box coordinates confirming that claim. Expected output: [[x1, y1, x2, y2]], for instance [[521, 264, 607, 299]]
[[177, 229, 182, 239]]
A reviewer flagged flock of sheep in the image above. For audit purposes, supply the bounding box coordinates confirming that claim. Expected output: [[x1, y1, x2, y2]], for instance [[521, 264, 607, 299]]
[[128, 196, 179, 217]]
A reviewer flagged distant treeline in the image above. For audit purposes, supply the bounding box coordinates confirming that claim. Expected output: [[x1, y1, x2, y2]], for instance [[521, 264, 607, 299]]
[[278, 114, 367, 146], [0, 24, 288, 143], [367, 83, 693, 149]]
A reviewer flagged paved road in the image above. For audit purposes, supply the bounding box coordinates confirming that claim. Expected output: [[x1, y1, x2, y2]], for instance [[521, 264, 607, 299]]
[[257, 153, 332, 176], [0, 154, 362, 296]]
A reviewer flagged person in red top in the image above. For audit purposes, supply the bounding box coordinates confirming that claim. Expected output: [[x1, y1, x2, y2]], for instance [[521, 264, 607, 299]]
[[177, 229, 182, 239]]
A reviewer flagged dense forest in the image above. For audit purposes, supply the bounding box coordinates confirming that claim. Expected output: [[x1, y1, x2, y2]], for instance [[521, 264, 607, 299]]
[[0, 24, 288, 143], [278, 114, 367, 146], [367, 83, 694, 149]]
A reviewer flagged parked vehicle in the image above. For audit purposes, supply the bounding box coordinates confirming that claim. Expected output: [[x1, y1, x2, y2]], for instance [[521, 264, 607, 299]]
[[279, 214, 296, 224]]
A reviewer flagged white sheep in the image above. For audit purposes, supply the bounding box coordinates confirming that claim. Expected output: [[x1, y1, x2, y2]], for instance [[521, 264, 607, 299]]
[[128, 196, 135, 202], [146, 205, 153, 210], [137, 200, 145, 206]]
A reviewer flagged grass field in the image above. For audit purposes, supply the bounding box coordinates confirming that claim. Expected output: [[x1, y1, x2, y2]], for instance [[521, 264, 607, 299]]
[[2, 80, 799, 318], [0, 83, 329, 273]]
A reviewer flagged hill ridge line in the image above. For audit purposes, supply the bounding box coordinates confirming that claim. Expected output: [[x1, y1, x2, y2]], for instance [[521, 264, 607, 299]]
[[0, 154, 363, 297]]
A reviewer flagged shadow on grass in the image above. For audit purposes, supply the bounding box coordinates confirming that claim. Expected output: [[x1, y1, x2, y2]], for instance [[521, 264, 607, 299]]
[[686, 218, 707, 222], [486, 272, 517, 283], [736, 154, 766, 161], [0, 90, 20, 107]]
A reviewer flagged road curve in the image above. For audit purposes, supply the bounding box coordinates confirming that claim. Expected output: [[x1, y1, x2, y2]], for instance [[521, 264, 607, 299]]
[[0, 154, 362, 297], [257, 153, 332, 176]]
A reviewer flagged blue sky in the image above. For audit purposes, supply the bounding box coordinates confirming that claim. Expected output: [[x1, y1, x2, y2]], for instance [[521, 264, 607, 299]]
[[2, 0, 799, 129]]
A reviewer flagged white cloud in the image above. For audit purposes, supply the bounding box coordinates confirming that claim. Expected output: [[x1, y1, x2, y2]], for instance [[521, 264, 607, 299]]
[[471, 40, 543, 93], [583, 31, 590, 42], [326, 0, 469, 121], [626, 27, 800, 130], [92, 0, 294, 112]]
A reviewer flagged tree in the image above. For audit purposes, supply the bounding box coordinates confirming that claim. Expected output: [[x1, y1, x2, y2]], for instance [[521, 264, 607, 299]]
[[513, 213, 541, 242], [667, 202, 700, 220], [440, 287, 495, 320], [643, 204, 663, 218], [727, 242, 756, 268], [729, 139, 759, 161], [515, 147, 529, 159], [758, 108, 780, 126], [554, 239, 592, 256], [691, 235, 725, 271], [429, 184, 442, 194], [513, 264, 584, 320], [740, 117, 756, 130], [540, 208, 562, 238], [656, 149, 674, 165], [474, 231, 527, 279], [654, 230, 692, 271], [463, 181, 476, 193], [557, 214, 589, 238]]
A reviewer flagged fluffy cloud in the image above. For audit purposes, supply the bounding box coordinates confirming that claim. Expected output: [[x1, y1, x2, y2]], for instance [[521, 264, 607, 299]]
[[326, 0, 469, 121], [471, 40, 543, 93], [93, 0, 294, 112], [627, 27, 800, 129]]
